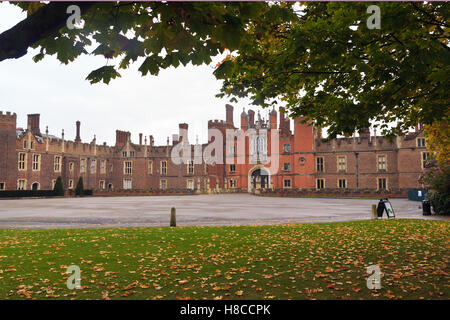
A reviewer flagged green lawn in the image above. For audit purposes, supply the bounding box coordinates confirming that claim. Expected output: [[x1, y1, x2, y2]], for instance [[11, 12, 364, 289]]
[[0, 219, 448, 300]]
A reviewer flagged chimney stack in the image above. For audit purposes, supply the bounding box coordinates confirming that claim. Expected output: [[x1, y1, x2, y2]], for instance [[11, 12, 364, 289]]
[[75, 121, 81, 142], [27, 114, 41, 136], [225, 104, 234, 125], [270, 108, 277, 130], [149, 135, 154, 147], [247, 109, 255, 127], [240, 108, 248, 129], [359, 127, 370, 138], [179, 123, 188, 143], [139, 133, 143, 146]]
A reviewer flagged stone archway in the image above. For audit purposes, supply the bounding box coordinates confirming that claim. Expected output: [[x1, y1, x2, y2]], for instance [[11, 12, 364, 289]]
[[248, 166, 270, 192], [31, 182, 40, 191]]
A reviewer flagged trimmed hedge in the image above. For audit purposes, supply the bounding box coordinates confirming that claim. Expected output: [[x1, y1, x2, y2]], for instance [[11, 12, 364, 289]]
[[0, 189, 94, 198], [0, 190, 59, 198]]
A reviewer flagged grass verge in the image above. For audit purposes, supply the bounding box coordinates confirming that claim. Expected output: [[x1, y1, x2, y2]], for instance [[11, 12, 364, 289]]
[[0, 219, 448, 300]]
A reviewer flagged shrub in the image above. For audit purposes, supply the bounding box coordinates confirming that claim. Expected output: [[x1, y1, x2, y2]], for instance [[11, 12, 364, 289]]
[[53, 176, 64, 196], [424, 163, 450, 215], [75, 177, 84, 196]]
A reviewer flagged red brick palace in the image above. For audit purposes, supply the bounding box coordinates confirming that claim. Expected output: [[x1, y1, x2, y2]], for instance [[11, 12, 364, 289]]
[[0, 105, 430, 195]]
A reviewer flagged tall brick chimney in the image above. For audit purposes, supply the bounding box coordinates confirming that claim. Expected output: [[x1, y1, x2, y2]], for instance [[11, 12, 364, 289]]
[[27, 114, 41, 136], [359, 127, 370, 138], [225, 104, 234, 125], [115, 130, 130, 147], [75, 121, 81, 142], [149, 135, 154, 147], [270, 108, 277, 130], [139, 133, 143, 146], [240, 108, 248, 130], [179, 123, 188, 143], [247, 109, 255, 127]]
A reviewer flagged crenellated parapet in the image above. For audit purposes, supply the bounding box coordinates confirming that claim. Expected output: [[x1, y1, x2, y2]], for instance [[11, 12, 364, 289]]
[[0, 111, 17, 129]]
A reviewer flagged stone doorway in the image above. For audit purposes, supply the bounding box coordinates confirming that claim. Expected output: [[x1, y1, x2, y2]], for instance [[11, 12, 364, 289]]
[[249, 167, 270, 191]]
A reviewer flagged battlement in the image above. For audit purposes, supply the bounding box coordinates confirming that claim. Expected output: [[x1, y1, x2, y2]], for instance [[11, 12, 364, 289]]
[[208, 119, 234, 129], [0, 111, 17, 121], [0, 111, 17, 128]]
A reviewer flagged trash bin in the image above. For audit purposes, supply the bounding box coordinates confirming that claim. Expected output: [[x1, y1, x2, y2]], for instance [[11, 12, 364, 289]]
[[422, 200, 431, 215]]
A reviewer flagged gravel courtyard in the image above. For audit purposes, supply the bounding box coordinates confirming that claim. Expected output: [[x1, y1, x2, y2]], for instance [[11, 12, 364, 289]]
[[0, 194, 446, 229]]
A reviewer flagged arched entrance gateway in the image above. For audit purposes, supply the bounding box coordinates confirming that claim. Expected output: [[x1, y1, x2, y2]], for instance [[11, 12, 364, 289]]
[[248, 166, 271, 192]]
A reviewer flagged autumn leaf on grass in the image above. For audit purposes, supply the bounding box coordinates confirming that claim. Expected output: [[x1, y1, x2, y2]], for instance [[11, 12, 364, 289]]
[[178, 280, 189, 285], [235, 291, 243, 296], [102, 290, 111, 300], [122, 291, 136, 297], [122, 283, 136, 291]]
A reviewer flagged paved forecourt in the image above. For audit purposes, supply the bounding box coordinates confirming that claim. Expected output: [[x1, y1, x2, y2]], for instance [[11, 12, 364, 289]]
[[0, 194, 446, 229]]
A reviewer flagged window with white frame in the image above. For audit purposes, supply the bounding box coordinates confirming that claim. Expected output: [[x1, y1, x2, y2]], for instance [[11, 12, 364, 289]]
[[160, 179, 167, 191], [421, 152, 431, 169], [283, 179, 291, 188], [99, 180, 105, 190], [80, 159, 86, 173], [129, 151, 135, 157], [316, 178, 325, 189], [68, 179, 73, 189], [229, 179, 237, 188], [338, 179, 347, 189], [377, 155, 387, 171], [124, 161, 132, 174], [283, 144, 291, 153], [229, 164, 236, 173], [17, 179, 26, 190], [337, 156, 347, 172], [188, 160, 194, 174], [417, 138, 426, 148], [0, 182, 5, 190], [54, 156, 61, 172], [122, 151, 127, 157], [69, 162, 74, 172], [187, 179, 194, 190], [18, 153, 26, 170], [100, 160, 106, 174], [283, 162, 291, 171], [378, 178, 387, 190], [51, 179, 56, 189], [123, 178, 132, 190], [90, 159, 96, 174], [161, 161, 167, 175], [32, 154, 40, 171], [316, 157, 324, 172]]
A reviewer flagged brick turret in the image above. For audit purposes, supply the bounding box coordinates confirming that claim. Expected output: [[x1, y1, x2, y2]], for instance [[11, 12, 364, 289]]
[[0, 111, 18, 190]]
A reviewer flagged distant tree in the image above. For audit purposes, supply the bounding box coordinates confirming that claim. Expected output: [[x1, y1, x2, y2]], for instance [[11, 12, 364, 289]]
[[53, 176, 64, 196], [75, 177, 84, 196], [424, 163, 450, 215], [424, 114, 450, 165]]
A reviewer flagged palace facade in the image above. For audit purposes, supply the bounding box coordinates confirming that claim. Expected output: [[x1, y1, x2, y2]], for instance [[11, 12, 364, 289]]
[[0, 105, 430, 194]]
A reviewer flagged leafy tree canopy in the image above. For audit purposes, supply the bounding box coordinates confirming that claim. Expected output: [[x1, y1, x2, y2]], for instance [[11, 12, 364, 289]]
[[0, 2, 448, 137], [0, 1, 293, 83], [215, 2, 449, 137]]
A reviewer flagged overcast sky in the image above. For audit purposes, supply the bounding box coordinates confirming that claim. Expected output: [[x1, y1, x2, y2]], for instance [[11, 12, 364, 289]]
[[0, 2, 280, 146]]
